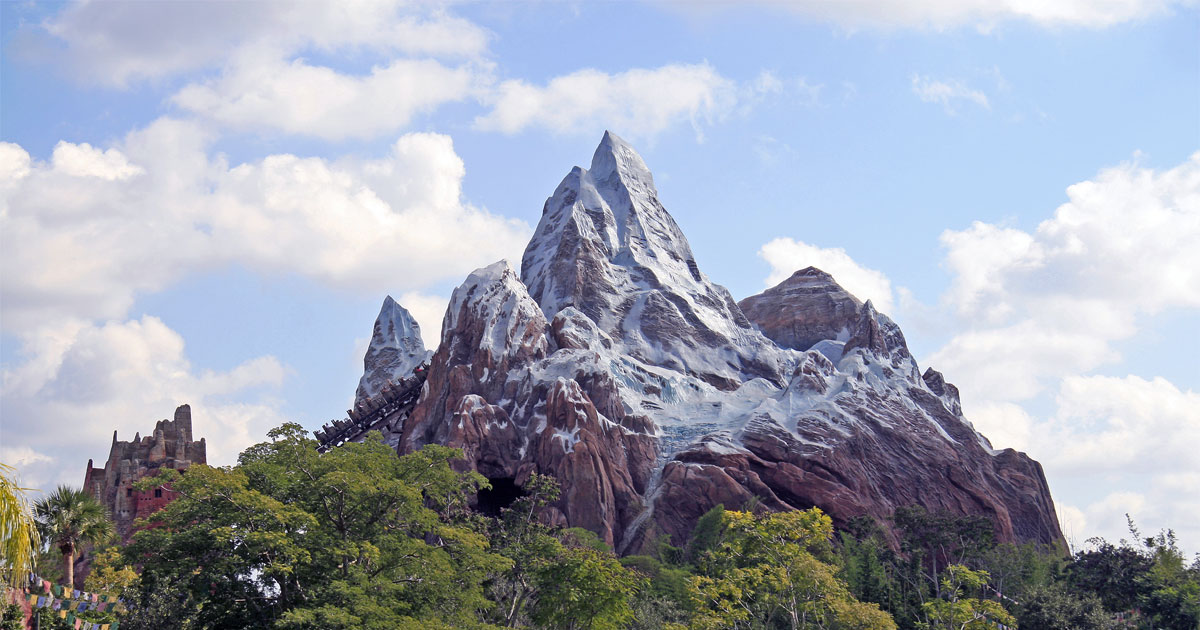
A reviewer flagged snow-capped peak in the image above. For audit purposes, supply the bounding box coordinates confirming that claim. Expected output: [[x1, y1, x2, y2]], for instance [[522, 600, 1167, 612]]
[[590, 130, 657, 196], [355, 296, 432, 404], [520, 132, 787, 390]]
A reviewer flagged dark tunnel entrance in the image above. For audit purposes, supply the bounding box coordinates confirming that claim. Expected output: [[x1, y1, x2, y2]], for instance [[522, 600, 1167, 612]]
[[476, 477, 525, 517]]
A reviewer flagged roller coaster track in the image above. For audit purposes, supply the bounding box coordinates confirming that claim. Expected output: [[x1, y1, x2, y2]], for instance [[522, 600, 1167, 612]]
[[313, 363, 429, 453]]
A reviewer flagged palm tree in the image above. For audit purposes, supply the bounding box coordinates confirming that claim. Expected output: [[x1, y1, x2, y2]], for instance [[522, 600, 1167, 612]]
[[33, 486, 114, 589], [0, 462, 40, 588]]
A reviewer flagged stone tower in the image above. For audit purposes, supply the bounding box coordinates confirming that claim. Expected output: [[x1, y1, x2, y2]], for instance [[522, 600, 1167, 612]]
[[82, 404, 207, 541]]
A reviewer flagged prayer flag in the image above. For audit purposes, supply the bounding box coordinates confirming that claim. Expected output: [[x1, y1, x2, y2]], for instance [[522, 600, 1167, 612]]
[[43, 579, 52, 592], [36, 596, 46, 607]]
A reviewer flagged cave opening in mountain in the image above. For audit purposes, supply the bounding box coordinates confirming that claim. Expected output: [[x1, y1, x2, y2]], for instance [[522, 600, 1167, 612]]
[[476, 477, 525, 516]]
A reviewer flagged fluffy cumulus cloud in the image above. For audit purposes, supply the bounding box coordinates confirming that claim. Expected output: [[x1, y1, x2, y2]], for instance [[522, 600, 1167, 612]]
[[758, 238, 895, 312], [474, 63, 743, 140], [687, 0, 1189, 30], [0, 316, 288, 490], [1047, 376, 1200, 549], [23, 3, 768, 143], [929, 153, 1200, 404], [921, 153, 1200, 549], [911, 74, 990, 115], [27, 0, 489, 87], [0, 119, 531, 333], [171, 57, 488, 140]]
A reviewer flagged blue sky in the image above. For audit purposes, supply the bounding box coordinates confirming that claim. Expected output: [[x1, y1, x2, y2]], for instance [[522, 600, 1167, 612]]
[[1, 0, 1197, 552]]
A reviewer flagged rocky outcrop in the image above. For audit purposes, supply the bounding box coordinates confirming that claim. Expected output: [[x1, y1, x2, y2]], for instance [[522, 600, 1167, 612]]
[[737, 267, 863, 353], [399, 262, 657, 548], [356, 296, 432, 405], [388, 132, 1065, 554]]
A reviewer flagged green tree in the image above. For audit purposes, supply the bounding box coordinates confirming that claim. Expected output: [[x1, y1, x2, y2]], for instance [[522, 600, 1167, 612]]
[[33, 486, 113, 589], [124, 425, 509, 630], [1016, 584, 1116, 630], [2, 604, 24, 630], [486, 472, 563, 627], [689, 508, 896, 630], [531, 545, 645, 630], [84, 544, 139, 594], [893, 506, 995, 601], [919, 565, 1015, 630], [0, 462, 40, 588]]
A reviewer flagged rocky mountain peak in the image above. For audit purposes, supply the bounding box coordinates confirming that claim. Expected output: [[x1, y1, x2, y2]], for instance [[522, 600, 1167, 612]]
[[520, 132, 785, 389], [356, 296, 432, 404], [738, 265, 864, 353], [379, 133, 1064, 554], [589, 130, 657, 195]]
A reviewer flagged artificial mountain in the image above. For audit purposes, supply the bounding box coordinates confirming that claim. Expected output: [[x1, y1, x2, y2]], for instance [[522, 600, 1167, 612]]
[[359, 131, 1065, 554]]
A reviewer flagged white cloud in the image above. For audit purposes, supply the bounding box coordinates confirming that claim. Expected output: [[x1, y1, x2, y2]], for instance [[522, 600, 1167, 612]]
[[673, 0, 1186, 30], [920, 153, 1200, 551], [0, 316, 288, 491], [928, 153, 1200, 404], [758, 238, 895, 312], [0, 120, 532, 334], [474, 63, 741, 139], [911, 74, 990, 115], [172, 56, 488, 141], [1046, 375, 1200, 475], [27, 0, 489, 87], [50, 141, 145, 181], [0, 446, 53, 469]]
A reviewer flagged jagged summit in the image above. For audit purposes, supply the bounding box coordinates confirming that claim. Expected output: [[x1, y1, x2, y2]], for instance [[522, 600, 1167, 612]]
[[521, 132, 784, 390], [589, 130, 657, 197], [376, 133, 1064, 553], [355, 296, 432, 405]]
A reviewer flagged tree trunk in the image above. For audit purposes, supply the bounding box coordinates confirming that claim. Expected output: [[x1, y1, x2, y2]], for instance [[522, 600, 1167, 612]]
[[60, 542, 75, 590]]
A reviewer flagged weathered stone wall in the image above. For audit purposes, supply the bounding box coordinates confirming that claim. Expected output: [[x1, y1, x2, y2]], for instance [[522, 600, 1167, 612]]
[[82, 404, 206, 542]]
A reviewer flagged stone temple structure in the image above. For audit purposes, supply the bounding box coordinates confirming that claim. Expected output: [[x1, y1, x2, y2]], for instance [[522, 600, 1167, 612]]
[[83, 404, 206, 541]]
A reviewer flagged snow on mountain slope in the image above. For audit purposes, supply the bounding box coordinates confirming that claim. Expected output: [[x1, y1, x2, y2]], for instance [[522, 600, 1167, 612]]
[[520, 131, 787, 391], [385, 132, 1064, 553]]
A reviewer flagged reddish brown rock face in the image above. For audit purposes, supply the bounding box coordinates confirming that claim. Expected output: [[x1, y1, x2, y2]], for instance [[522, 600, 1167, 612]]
[[383, 132, 1065, 554], [738, 267, 864, 354], [398, 262, 657, 549]]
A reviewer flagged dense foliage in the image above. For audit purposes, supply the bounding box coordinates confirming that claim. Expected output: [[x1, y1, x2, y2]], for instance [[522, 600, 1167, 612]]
[[836, 507, 1200, 630], [51, 423, 1196, 630]]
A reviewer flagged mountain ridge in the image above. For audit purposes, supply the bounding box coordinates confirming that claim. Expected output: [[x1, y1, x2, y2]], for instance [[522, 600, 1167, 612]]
[[361, 132, 1064, 553]]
